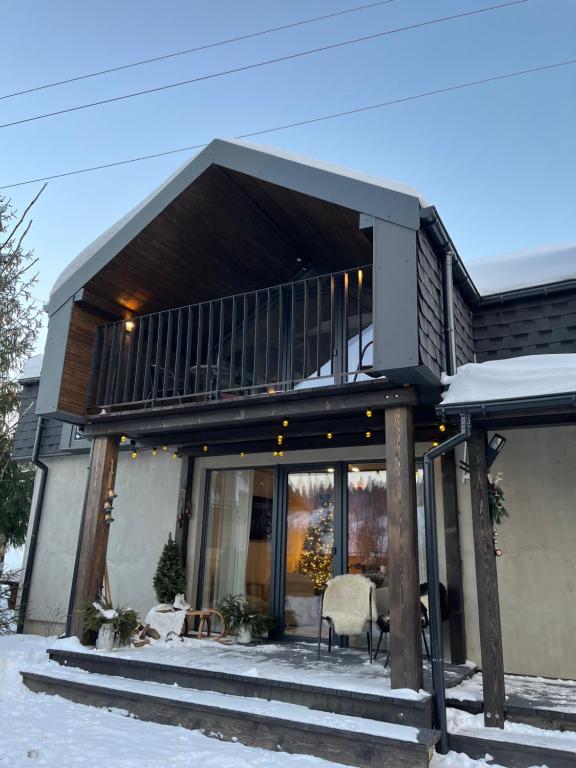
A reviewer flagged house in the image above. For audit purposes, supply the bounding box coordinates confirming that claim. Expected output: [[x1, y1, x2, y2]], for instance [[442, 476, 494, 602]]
[[12, 139, 576, 759]]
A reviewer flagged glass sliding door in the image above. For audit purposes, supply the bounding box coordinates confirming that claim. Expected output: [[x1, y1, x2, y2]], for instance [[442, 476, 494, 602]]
[[284, 469, 335, 637], [347, 463, 427, 586], [202, 468, 273, 613]]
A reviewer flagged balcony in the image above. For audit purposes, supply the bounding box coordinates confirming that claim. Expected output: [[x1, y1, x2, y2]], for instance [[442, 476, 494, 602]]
[[87, 265, 374, 413]]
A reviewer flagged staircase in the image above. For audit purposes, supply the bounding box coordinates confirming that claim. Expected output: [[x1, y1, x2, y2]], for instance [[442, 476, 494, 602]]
[[21, 648, 440, 768]]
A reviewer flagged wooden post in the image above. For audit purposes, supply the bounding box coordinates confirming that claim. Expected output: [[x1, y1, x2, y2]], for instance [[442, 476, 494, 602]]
[[441, 451, 467, 664], [469, 428, 505, 727], [385, 405, 423, 691], [69, 435, 119, 640]]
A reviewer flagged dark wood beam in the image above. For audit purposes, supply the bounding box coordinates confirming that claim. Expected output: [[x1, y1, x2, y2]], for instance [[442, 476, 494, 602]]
[[84, 385, 418, 439], [69, 435, 119, 641], [174, 457, 194, 567], [468, 428, 505, 728], [441, 451, 467, 665], [386, 405, 423, 691]]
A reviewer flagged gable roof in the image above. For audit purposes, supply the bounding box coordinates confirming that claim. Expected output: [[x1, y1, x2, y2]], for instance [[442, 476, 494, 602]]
[[48, 138, 426, 315]]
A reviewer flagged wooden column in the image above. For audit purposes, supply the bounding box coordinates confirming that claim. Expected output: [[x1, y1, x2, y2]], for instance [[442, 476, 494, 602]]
[[441, 451, 467, 664], [69, 435, 119, 640], [385, 405, 423, 691], [469, 428, 505, 727]]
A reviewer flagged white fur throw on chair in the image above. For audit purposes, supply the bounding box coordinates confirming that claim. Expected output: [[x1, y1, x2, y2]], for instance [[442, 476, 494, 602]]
[[322, 574, 376, 636]]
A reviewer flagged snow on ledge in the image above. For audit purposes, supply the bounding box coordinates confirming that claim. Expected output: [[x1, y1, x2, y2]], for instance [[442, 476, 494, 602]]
[[18, 353, 43, 382], [441, 354, 576, 405]]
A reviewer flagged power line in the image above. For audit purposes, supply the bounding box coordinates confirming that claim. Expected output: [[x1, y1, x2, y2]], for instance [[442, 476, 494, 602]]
[[0, 1, 397, 101], [2, 56, 573, 191], [0, 1, 528, 131]]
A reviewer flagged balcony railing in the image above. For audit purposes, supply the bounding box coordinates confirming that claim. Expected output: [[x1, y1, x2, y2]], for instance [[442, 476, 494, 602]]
[[87, 264, 374, 411]]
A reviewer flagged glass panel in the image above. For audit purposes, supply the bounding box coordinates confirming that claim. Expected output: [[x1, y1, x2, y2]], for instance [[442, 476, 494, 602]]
[[202, 468, 273, 613], [285, 469, 335, 636], [347, 463, 426, 587]]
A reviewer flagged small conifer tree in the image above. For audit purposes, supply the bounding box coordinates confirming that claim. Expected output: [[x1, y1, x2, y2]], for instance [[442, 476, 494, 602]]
[[153, 533, 187, 604]]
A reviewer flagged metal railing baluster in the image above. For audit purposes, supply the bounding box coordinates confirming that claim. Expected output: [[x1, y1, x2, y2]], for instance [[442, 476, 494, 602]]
[[173, 309, 183, 397], [163, 310, 173, 399]]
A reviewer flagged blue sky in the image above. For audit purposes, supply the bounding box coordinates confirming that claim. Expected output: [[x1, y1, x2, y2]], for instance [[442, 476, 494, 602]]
[[1, 0, 575, 352]]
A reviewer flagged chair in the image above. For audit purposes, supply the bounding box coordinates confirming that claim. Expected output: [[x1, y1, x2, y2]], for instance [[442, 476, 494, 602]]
[[317, 575, 375, 663], [374, 591, 433, 665]]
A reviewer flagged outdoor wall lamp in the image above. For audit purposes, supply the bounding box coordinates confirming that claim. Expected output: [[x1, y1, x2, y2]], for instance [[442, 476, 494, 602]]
[[486, 433, 507, 469]]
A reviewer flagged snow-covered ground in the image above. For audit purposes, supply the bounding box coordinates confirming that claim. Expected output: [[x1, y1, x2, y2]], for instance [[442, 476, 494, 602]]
[[0, 634, 560, 768]]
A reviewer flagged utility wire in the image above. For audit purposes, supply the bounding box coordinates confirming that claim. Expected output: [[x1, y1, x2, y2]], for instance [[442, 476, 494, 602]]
[[2, 56, 573, 191], [0, 1, 528, 131], [0, 1, 397, 101]]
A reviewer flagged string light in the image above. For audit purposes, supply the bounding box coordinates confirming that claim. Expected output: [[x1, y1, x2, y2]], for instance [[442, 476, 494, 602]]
[[278, 450, 284, 457], [240, 452, 245, 459], [131, 450, 138, 459], [162, 445, 168, 452], [432, 441, 439, 447], [365, 431, 372, 438], [273, 450, 279, 457], [172, 452, 178, 460], [152, 448, 157, 456], [282, 419, 289, 427], [439, 423, 447, 432], [365, 409, 373, 418], [125, 320, 135, 332], [202, 445, 208, 452], [326, 432, 333, 440], [277, 435, 283, 445], [120, 435, 127, 443]]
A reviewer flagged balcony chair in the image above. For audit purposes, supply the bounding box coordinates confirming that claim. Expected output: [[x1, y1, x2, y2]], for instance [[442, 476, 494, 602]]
[[317, 574, 376, 663]]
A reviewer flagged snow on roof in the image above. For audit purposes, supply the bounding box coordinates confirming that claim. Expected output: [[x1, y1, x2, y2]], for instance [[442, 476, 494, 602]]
[[467, 243, 576, 296], [228, 139, 429, 206], [18, 354, 43, 382], [441, 354, 576, 405]]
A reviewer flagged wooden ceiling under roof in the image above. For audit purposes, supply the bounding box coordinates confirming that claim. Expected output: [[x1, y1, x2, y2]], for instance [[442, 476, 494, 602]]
[[81, 164, 373, 319]]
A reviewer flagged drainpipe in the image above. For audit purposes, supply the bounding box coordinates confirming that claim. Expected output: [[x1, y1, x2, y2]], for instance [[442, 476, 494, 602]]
[[443, 248, 457, 377], [17, 418, 48, 633], [423, 412, 472, 753], [65, 438, 94, 637]]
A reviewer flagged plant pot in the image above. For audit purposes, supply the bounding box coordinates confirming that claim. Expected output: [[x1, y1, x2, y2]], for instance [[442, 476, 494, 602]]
[[96, 623, 115, 650], [236, 626, 252, 644]]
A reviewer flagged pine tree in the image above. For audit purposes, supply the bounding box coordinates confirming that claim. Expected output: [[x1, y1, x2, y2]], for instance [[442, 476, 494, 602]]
[[296, 494, 334, 594], [0, 188, 44, 567], [153, 533, 187, 604]]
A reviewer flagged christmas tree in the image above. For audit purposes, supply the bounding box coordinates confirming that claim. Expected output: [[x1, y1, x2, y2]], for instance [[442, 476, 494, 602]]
[[153, 533, 187, 604], [296, 495, 334, 594]]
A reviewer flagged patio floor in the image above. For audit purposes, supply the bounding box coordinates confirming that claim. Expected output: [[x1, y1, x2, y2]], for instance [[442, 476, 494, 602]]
[[92, 638, 476, 698]]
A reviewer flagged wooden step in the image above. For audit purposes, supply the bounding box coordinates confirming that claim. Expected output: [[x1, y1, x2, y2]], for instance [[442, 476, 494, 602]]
[[48, 647, 433, 728], [22, 666, 440, 768]]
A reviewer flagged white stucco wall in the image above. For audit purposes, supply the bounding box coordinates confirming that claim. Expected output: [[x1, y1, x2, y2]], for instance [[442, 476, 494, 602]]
[[107, 451, 182, 617], [21, 453, 88, 634], [457, 426, 576, 679], [21, 448, 183, 634]]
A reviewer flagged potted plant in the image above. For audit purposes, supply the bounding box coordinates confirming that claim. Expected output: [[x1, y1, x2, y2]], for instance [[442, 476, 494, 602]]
[[83, 599, 140, 650], [217, 594, 274, 644]]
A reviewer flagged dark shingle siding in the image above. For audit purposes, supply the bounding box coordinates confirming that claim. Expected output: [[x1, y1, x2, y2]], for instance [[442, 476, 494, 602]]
[[12, 381, 64, 460], [417, 231, 445, 379], [453, 284, 475, 366], [473, 289, 576, 361]]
